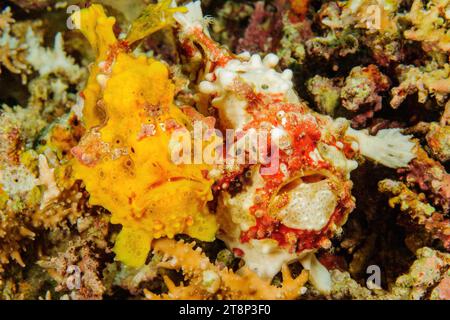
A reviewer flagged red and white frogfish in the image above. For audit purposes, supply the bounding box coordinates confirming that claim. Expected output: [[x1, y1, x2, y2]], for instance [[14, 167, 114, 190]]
[[172, 1, 416, 293]]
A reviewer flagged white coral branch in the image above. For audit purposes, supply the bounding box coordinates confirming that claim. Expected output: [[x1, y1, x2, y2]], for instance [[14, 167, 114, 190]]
[[38, 154, 60, 209]]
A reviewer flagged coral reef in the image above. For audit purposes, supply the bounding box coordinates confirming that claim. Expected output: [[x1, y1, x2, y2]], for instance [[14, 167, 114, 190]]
[[0, 0, 449, 301]]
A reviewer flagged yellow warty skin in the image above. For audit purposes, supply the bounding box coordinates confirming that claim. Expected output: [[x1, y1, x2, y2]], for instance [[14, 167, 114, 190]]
[[72, 5, 217, 268]]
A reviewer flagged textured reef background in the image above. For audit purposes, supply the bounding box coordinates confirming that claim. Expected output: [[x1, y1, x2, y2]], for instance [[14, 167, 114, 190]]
[[0, 0, 449, 300]]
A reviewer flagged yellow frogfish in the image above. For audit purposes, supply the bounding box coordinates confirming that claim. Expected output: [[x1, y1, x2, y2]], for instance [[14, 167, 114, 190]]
[[70, 3, 217, 268]]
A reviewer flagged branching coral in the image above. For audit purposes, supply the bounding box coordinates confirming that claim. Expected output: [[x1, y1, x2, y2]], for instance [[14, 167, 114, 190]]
[[0, 5, 88, 273], [402, 0, 450, 55], [391, 62, 450, 109], [144, 238, 309, 300], [0, 207, 35, 271], [26, 30, 85, 84], [39, 245, 106, 300], [37, 214, 110, 300], [0, 112, 93, 275], [399, 147, 450, 214], [0, 7, 34, 83], [0, 7, 78, 88], [1, 6, 86, 117], [0, 108, 88, 271], [0, 106, 40, 270], [388, 247, 450, 300], [378, 179, 450, 250], [303, 0, 402, 64]]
